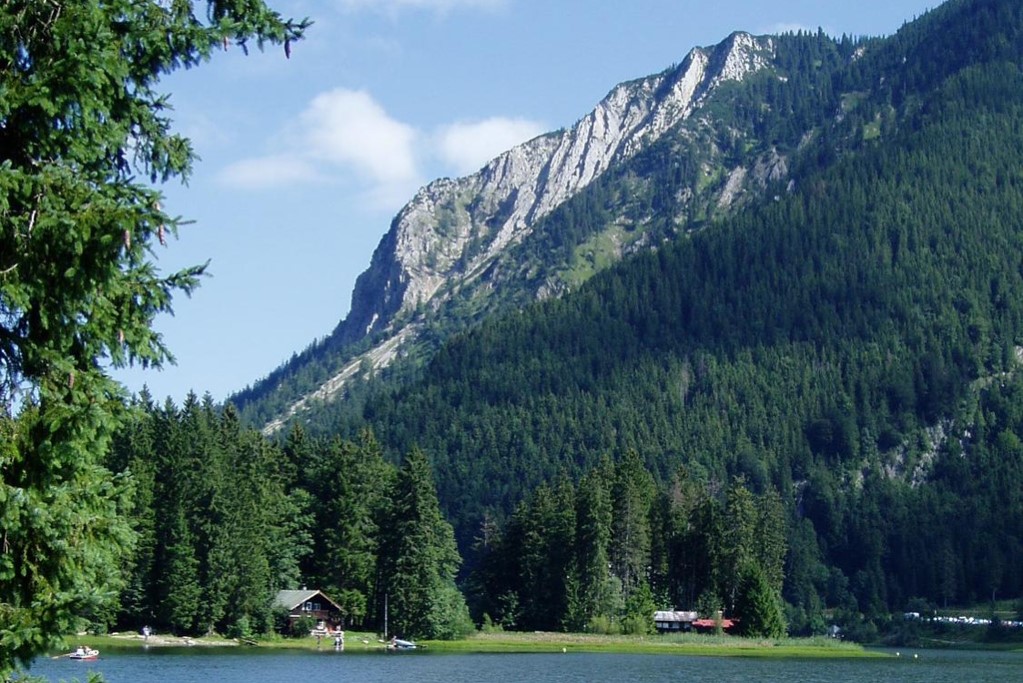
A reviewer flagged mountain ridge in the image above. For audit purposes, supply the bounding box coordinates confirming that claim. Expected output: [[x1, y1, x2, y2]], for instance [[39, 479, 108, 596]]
[[330, 5, 1023, 564], [236, 31, 808, 429], [238, 0, 1023, 436]]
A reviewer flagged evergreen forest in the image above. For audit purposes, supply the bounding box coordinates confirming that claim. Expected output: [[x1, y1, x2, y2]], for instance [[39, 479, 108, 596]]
[[105, 392, 473, 640], [229, 0, 1023, 638], [105, 397, 791, 639], [8, 0, 1023, 663]]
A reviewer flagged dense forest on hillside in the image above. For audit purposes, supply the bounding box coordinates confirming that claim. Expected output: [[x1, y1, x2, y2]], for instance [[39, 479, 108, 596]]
[[287, 0, 1023, 628], [228, 30, 872, 428], [232, 0, 1023, 429], [98, 0, 1023, 642], [104, 366, 1023, 640]]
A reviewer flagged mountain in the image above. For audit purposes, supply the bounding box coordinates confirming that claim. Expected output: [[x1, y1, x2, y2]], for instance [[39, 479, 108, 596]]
[[233, 29, 834, 430], [245, 0, 1023, 432], [223, 0, 1023, 618]]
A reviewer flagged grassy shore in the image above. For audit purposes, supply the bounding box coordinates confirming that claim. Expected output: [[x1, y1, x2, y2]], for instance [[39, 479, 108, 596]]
[[64, 631, 386, 652], [65, 630, 881, 659], [420, 631, 882, 658]]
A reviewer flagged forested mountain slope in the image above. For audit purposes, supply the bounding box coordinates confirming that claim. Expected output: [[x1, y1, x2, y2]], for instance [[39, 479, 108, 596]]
[[101, 0, 1023, 643], [233, 27, 870, 430], [311, 0, 1023, 618]]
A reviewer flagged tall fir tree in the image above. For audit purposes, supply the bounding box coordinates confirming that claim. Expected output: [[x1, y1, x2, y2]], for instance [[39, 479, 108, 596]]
[[610, 451, 656, 598], [567, 461, 615, 630], [377, 448, 469, 639], [311, 431, 393, 627]]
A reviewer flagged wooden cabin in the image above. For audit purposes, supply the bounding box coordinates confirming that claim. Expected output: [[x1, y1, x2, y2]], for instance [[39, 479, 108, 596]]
[[273, 589, 343, 632], [653, 610, 698, 633]]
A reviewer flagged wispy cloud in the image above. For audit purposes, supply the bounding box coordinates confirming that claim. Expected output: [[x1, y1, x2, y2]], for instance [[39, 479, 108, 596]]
[[437, 118, 545, 175], [301, 89, 419, 186], [218, 88, 545, 210], [217, 88, 422, 206], [219, 155, 322, 189]]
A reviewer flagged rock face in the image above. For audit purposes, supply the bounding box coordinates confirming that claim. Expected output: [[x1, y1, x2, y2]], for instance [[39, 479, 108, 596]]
[[261, 32, 778, 432]]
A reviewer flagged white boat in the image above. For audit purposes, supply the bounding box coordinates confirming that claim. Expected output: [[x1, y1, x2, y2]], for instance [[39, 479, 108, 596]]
[[388, 638, 417, 650], [68, 647, 99, 661]]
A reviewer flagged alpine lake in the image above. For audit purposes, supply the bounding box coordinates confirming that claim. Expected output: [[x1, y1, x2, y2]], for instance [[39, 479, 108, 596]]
[[28, 645, 1023, 683]]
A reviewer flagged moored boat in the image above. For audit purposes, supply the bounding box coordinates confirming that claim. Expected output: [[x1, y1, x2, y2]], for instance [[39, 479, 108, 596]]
[[387, 637, 416, 650], [68, 646, 99, 661]]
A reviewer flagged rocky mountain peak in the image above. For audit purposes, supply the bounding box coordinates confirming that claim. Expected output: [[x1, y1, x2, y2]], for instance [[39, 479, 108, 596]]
[[356, 31, 773, 336], [261, 32, 777, 432]]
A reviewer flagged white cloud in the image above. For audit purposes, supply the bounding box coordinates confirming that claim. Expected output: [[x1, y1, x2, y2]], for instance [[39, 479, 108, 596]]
[[217, 88, 421, 203], [218, 89, 546, 211], [436, 117, 545, 175], [301, 89, 419, 186]]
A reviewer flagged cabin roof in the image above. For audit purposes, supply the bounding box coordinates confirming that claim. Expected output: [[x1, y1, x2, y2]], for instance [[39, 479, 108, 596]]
[[654, 610, 698, 622], [692, 618, 736, 629], [273, 589, 342, 612]]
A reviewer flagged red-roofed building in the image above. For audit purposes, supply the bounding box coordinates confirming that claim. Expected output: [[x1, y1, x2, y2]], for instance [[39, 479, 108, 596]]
[[692, 617, 737, 633]]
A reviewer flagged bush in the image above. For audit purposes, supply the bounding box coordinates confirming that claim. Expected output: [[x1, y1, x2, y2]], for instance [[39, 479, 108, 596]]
[[620, 614, 650, 635], [735, 564, 786, 638], [480, 613, 504, 633], [429, 583, 476, 640], [586, 615, 621, 635], [226, 615, 252, 640], [289, 615, 316, 638]]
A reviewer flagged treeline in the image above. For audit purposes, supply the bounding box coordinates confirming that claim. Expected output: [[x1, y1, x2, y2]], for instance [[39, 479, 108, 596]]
[[105, 393, 472, 640], [469, 453, 787, 638], [105, 358, 1023, 641], [104, 390, 794, 639]]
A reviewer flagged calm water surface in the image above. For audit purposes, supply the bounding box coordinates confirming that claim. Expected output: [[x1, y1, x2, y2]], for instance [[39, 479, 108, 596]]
[[29, 647, 1023, 683]]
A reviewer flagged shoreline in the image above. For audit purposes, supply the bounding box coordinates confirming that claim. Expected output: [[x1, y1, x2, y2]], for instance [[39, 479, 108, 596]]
[[65, 631, 886, 659], [422, 632, 886, 658]]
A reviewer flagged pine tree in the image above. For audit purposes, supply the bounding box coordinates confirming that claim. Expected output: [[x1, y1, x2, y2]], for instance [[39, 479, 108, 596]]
[[312, 432, 393, 627], [610, 450, 656, 596], [108, 393, 159, 630], [734, 563, 787, 638], [719, 479, 759, 612], [377, 448, 468, 639], [158, 508, 202, 635], [568, 462, 614, 629]]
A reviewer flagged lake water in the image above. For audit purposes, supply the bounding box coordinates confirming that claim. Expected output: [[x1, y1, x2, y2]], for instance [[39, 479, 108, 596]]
[[27, 647, 1023, 683]]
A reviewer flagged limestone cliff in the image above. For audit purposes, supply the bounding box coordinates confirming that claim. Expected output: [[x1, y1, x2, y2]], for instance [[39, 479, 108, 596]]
[[256, 32, 784, 432]]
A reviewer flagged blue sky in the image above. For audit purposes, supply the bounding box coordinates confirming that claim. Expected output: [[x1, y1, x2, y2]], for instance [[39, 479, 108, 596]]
[[119, 0, 939, 404]]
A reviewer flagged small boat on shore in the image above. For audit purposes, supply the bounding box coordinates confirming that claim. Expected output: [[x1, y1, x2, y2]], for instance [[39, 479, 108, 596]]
[[68, 646, 99, 661], [387, 637, 416, 650]]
